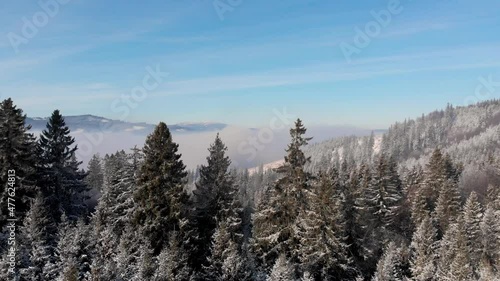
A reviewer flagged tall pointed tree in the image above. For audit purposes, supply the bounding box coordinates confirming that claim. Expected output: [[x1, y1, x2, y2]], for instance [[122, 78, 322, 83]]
[[367, 155, 403, 230], [410, 216, 438, 281], [133, 122, 188, 254], [205, 219, 249, 281], [19, 195, 56, 280], [188, 133, 240, 272], [434, 179, 461, 236], [37, 110, 88, 223], [353, 163, 377, 275], [420, 149, 461, 213], [85, 154, 104, 193], [436, 221, 460, 280], [463, 192, 483, 275], [0, 98, 37, 224], [253, 119, 312, 274], [480, 204, 500, 275], [448, 218, 474, 281], [296, 169, 354, 280], [268, 255, 295, 281], [155, 231, 191, 281], [372, 242, 407, 281]]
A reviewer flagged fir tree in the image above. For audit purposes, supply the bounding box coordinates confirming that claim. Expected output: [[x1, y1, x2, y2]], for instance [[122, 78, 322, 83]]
[[436, 221, 460, 280], [0, 98, 37, 225], [253, 119, 312, 273], [267, 255, 295, 281], [296, 170, 353, 280], [133, 122, 188, 254], [434, 179, 461, 236], [129, 145, 144, 177], [480, 204, 499, 274], [420, 149, 460, 213], [132, 244, 156, 281], [37, 110, 88, 222], [189, 133, 237, 270], [92, 151, 139, 281], [411, 187, 430, 231], [367, 155, 403, 230], [353, 163, 378, 277], [85, 154, 104, 193], [54, 213, 74, 279], [448, 218, 474, 281], [463, 192, 483, 275], [155, 231, 191, 281], [361, 154, 403, 274], [19, 195, 56, 280], [205, 220, 248, 281], [410, 216, 437, 281], [372, 242, 406, 281]]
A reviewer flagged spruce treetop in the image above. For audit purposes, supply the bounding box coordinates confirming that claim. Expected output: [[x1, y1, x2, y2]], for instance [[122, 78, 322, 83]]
[[139, 122, 187, 185], [39, 110, 77, 167], [283, 119, 313, 170]]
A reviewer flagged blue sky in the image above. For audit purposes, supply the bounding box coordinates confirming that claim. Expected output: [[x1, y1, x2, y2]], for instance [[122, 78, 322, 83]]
[[1, 0, 500, 128]]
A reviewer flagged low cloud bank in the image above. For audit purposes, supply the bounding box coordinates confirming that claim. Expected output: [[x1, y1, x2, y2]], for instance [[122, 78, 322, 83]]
[[31, 125, 376, 170]]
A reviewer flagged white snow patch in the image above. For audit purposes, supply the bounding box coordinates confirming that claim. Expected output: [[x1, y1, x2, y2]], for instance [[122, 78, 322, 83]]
[[248, 159, 285, 175], [373, 135, 383, 154], [125, 126, 146, 132]]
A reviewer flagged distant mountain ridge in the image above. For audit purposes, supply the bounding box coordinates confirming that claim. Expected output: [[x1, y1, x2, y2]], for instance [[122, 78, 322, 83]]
[[26, 114, 227, 134]]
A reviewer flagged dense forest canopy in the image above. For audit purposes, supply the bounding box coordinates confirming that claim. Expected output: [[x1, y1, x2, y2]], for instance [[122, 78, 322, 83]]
[[1, 98, 499, 281]]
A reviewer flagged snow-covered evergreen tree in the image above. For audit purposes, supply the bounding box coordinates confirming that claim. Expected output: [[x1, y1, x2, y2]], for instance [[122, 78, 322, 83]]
[[480, 204, 499, 274], [367, 155, 403, 231], [19, 195, 56, 280], [189, 133, 238, 272], [0, 98, 37, 226], [434, 179, 461, 235], [205, 220, 248, 281], [411, 186, 430, 230], [296, 169, 354, 280], [419, 149, 452, 212], [267, 255, 295, 281], [448, 218, 474, 281], [463, 191, 483, 275], [36, 110, 88, 222], [155, 231, 191, 281], [132, 244, 155, 281], [133, 122, 188, 254], [410, 216, 437, 281], [253, 119, 312, 275], [85, 154, 104, 193], [372, 242, 406, 281], [436, 221, 459, 280]]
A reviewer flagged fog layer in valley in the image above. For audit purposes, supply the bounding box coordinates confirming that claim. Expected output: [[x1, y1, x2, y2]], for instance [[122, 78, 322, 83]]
[[31, 124, 377, 169]]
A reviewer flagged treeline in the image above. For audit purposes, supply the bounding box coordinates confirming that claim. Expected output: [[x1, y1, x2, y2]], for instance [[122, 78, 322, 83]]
[[0, 98, 499, 281]]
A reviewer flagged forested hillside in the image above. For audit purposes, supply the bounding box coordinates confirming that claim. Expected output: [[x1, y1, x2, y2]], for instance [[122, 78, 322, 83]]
[[1, 98, 499, 281], [306, 100, 500, 198]]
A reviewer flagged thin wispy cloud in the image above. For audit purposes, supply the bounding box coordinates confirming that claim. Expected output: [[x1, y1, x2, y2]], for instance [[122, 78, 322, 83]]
[[1, 0, 499, 127]]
